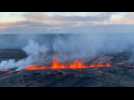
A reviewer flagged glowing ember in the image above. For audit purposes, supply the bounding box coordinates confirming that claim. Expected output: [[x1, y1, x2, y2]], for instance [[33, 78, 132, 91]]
[[25, 58, 112, 71]]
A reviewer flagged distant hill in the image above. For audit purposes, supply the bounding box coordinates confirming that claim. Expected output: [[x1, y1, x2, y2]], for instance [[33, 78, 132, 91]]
[[0, 49, 27, 61]]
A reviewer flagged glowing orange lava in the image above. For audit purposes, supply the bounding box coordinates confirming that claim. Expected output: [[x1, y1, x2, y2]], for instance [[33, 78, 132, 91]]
[[25, 57, 112, 71], [51, 57, 65, 70], [25, 65, 48, 71]]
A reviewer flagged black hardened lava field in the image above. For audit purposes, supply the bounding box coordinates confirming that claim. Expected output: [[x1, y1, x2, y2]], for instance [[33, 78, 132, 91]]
[[0, 51, 134, 87]]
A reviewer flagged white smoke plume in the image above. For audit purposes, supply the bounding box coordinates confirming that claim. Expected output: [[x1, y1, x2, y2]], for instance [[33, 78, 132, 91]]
[[0, 40, 49, 71]]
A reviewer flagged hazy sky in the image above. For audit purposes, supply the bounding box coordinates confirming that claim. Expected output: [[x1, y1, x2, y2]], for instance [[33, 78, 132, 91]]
[[0, 12, 134, 34]]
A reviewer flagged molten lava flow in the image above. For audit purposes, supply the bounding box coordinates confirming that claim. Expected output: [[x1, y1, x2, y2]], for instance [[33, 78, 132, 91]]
[[69, 60, 86, 70], [25, 57, 112, 71], [88, 63, 112, 68], [51, 57, 65, 70], [25, 65, 48, 71]]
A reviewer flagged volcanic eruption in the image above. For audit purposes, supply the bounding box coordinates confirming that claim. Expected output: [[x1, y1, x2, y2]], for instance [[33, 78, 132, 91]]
[[0, 34, 133, 87], [25, 57, 112, 71], [0, 33, 133, 72]]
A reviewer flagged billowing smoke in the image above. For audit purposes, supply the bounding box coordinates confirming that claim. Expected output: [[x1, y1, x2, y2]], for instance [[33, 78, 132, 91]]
[[0, 39, 49, 71], [0, 33, 134, 71]]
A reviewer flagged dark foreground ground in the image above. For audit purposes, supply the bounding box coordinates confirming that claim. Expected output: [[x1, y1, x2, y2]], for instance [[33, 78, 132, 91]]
[[0, 51, 133, 87], [0, 66, 134, 87]]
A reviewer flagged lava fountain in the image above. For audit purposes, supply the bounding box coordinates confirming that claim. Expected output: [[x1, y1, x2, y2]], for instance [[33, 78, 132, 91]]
[[25, 57, 112, 71]]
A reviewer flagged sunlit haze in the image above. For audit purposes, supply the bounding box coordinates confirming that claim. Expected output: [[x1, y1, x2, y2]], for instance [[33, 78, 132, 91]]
[[0, 12, 134, 34]]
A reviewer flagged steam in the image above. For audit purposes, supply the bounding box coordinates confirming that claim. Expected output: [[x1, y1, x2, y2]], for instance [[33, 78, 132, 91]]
[[0, 33, 134, 71], [0, 40, 49, 71]]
